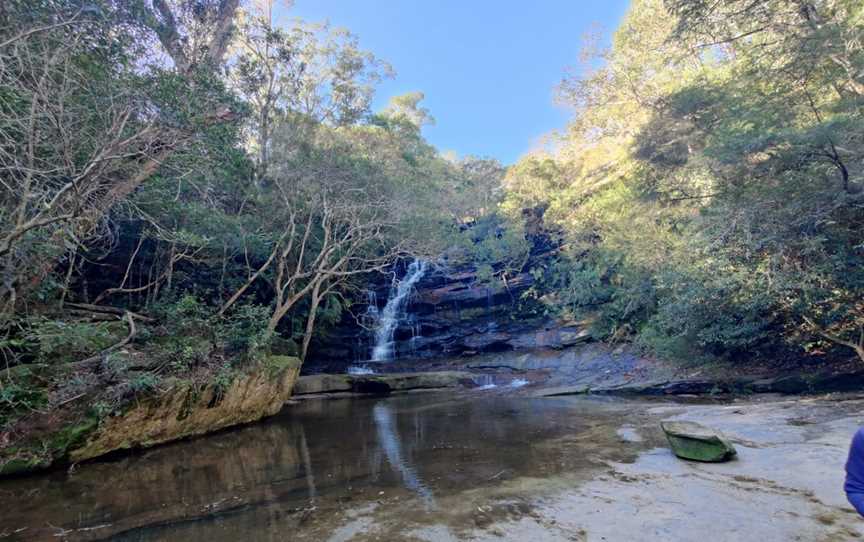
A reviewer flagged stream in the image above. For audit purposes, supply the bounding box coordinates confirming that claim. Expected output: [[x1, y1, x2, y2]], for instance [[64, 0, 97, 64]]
[[1, 392, 863, 541]]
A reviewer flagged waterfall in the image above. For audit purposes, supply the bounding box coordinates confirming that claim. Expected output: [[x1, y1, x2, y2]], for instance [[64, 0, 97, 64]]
[[370, 260, 427, 362]]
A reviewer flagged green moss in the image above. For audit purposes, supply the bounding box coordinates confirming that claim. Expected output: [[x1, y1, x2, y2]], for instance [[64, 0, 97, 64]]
[[662, 422, 737, 462], [176, 382, 203, 421], [0, 371, 50, 426], [0, 416, 98, 477], [49, 417, 99, 455], [0, 454, 50, 476], [261, 355, 301, 377]]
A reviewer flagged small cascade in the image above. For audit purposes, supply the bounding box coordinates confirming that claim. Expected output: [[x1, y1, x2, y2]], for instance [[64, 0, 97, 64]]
[[347, 365, 375, 375], [470, 374, 528, 390], [364, 290, 379, 321], [407, 316, 422, 356], [370, 260, 428, 362], [473, 374, 497, 390]]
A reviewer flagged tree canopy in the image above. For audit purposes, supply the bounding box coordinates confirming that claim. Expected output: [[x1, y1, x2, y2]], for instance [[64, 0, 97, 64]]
[[503, 0, 864, 363]]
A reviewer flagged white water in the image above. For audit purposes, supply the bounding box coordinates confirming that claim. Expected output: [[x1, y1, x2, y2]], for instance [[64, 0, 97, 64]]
[[473, 374, 497, 390], [371, 260, 427, 362]]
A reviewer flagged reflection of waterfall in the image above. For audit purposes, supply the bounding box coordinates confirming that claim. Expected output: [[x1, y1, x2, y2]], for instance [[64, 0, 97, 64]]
[[371, 260, 427, 361], [372, 402, 435, 507], [298, 425, 317, 501]]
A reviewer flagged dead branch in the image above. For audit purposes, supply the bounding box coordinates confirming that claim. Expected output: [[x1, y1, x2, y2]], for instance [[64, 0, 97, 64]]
[[72, 310, 137, 369]]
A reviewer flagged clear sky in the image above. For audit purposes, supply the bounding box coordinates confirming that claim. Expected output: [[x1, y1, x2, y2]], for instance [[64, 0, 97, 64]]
[[286, 1, 631, 165]]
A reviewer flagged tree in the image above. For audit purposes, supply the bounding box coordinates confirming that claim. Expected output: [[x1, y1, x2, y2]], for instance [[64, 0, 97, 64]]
[[231, 6, 392, 181], [497, 0, 864, 365], [0, 0, 244, 318], [665, 0, 864, 98]]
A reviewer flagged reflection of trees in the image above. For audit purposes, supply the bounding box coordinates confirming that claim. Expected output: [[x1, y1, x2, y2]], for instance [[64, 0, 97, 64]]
[[0, 421, 306, 538], [0, 395, 613, 540]]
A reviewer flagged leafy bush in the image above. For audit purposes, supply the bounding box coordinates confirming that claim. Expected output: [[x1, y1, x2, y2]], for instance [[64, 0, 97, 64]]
[[151, 295, 214, 338], [218, 304, 273, 359], [0, 381, 47, 426], [129, 373, 161, 395], [26, 319, 127, 364]]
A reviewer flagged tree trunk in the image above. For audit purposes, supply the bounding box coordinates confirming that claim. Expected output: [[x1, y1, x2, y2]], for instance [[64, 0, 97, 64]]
[[300, 281, 323, 362]]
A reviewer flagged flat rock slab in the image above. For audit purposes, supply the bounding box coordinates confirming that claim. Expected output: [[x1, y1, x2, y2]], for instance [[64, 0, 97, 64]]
[[294, 371, 475, 396], [661, 420, 737, 462]]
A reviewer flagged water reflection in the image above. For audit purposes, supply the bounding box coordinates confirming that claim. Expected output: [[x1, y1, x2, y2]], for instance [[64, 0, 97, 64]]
[[0, 394, 647, 541], [372, 402, 436, 507]]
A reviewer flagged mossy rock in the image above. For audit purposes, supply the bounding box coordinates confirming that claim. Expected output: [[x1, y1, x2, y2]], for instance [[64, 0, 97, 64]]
[[661, 421, 737, 462], [0, 416, 100, 477], [0, 455, 52, 476], [261, 354, 301, 376]]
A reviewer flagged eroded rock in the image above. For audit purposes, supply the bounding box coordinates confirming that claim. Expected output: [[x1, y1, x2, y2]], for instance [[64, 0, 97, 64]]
[[70, 356, 301, 463]]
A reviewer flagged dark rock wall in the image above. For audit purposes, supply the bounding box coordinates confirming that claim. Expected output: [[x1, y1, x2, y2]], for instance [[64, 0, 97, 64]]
[[305, 259, 584, 373]]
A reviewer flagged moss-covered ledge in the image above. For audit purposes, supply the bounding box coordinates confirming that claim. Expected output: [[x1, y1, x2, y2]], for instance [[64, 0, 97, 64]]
[[0, 355, 301, 477]]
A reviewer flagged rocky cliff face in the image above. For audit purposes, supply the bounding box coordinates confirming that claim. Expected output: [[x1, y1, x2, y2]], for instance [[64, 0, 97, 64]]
[[305, 257, 586, 373]]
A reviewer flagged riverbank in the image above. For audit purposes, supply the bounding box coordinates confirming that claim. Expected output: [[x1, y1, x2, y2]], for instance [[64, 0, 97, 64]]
[[0, 392, 861, 541]]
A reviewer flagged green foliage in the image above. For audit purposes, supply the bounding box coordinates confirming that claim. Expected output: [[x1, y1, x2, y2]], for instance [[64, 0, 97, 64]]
[[210, 365, 236, 399], [152, 295, 214, 338], [501, 0, 864, 364], [447, 214, 532, 284], [26, 319, 127, 364], [218, 304, 273, 358], [129, 373, 161, 395], [0, 381, 47, 426]]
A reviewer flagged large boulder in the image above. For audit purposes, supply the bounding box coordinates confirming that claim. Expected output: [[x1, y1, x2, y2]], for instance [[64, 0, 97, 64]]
[[69, 356, 301, 463], [661, 421, 737, 462], [1, 356, 303, 477]]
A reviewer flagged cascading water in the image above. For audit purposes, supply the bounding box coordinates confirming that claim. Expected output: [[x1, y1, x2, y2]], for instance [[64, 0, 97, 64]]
[[370, 260, 428, 362]]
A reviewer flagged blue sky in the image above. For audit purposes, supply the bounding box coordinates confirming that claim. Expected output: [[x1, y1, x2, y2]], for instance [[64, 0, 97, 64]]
[[286, 1, 631, 165]]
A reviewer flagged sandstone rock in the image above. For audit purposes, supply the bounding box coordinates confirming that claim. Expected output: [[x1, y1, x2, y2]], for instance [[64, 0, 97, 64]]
[[293, 371, 475, 397], [661, 421, 737, 462], [292, 373, 354, 395], [69, 356, 301, 463]]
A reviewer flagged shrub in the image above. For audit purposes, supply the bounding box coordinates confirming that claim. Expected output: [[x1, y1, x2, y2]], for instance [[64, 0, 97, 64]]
[[218, 304, 273, 359], [26, 319, 127, 364]]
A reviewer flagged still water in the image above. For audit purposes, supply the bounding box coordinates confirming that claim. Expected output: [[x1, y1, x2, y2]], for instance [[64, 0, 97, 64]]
[[0, 393, 661, 541]]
